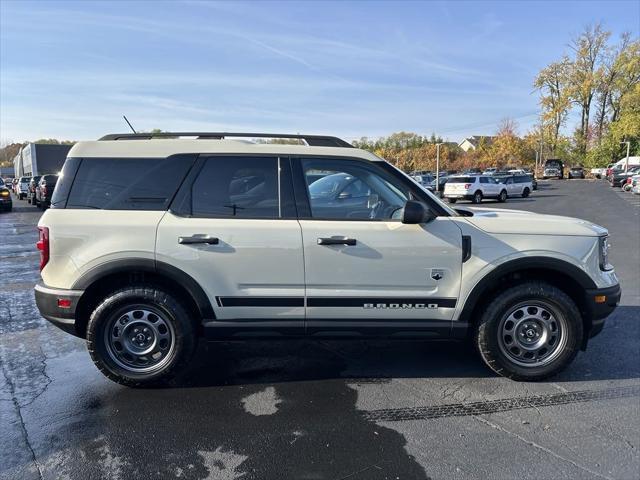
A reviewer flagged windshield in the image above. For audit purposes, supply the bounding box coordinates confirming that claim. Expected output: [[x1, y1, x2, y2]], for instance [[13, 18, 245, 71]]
[[545, 160, 562, 168], [386, 162, 458, 216]]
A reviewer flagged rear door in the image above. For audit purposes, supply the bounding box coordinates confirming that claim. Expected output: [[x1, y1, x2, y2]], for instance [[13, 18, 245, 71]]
[[156, 155, 305, 335], [502, 177, 517, 196], [294, 157, 463, 336]]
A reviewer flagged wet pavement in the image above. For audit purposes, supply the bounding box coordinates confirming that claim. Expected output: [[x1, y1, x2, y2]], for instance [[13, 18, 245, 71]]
[[1, 180, 639, 480]]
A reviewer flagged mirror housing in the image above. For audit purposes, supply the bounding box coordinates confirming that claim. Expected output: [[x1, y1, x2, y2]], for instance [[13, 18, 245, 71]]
[[402, 200, 435, 224]]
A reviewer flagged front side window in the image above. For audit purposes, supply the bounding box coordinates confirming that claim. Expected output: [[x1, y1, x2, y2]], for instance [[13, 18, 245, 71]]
[[191, 156, 281, 218], [302, 158, 409, 220]]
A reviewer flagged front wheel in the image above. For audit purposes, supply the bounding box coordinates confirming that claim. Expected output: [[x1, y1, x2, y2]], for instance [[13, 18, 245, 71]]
[[522, 187, 530, 198], [497, 190, 507, 203], [86, 286, 197, 387], [475, 282, 583, 381]]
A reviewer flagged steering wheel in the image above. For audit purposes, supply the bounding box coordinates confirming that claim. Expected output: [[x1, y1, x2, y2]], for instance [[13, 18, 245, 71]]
[[369, 199, 398, 219]]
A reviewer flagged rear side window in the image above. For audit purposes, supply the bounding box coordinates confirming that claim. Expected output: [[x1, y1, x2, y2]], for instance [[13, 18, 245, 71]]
[[448, 177, 475, 184], [189, 156, 291, 218], [64, 155, 195, 210]]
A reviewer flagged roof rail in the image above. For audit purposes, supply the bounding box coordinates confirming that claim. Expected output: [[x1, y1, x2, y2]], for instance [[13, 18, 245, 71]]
[[98, 132, 353, 148]]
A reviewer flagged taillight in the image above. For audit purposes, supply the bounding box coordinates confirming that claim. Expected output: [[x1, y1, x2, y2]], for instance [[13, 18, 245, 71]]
[[464, 183, 471, 189], [37, 227, 50, 271]]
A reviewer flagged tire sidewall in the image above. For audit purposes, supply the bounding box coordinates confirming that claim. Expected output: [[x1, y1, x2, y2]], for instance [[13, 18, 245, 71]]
[[87, 287, 196, 386], [477, 283, 583, 380]]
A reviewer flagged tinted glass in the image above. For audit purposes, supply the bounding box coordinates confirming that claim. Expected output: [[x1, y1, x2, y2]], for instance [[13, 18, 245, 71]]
[[191, 157, 280, 218], [302, 158, 408, 220], [480, 177, 488, 184], [448, 177, 475, 183], [66, 155, 195, 210], [51, 158, 81, 208]]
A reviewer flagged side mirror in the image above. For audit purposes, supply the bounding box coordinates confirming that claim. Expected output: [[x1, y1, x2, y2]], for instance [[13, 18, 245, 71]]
[[402, 200, 435, 224]]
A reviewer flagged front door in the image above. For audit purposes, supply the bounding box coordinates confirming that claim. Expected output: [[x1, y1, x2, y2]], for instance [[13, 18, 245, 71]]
[[295, 157, 463, 337], [156, 155, 305, 335]]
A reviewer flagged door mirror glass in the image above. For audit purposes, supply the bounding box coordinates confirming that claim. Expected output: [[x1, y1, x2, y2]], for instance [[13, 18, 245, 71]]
[[402, 200, 435, 224]]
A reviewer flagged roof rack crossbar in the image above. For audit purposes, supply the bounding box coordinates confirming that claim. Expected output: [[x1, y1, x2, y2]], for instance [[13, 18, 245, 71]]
[[98, 132, 353, 148]]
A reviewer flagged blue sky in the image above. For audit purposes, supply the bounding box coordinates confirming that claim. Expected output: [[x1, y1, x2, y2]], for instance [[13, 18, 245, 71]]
[[1, 0, 638, 143]]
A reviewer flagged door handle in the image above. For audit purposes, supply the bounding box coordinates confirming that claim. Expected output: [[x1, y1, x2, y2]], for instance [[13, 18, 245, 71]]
[[317, 237, 357, 246], [178, 235, 219, 245]]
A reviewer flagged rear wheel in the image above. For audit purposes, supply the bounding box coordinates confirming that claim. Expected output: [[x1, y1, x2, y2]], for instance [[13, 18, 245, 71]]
[[475, 282, 582, 381], [447, 198, 457, 204], [497, 190, 507, 203], [472, 191, 483, 204], [522, 187, 530, 198], [86, 286, 197, 387]]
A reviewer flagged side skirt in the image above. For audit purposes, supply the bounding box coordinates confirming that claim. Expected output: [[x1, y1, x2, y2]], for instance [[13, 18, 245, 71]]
[[203, 318, 470, 340]]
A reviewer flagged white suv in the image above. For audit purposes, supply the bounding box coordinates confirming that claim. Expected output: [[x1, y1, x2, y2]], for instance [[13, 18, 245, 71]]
[[17, 176, 30, 200], [495, 174, 533, 198], [34, 132, 620, 386], [443, 175, 507, 204]]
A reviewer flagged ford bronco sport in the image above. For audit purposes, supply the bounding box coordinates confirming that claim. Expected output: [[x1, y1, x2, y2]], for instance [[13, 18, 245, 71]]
[[34, 132, 620, 386]]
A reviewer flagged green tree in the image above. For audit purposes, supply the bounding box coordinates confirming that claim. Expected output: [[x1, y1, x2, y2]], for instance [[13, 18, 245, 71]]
[[567, 23, 611, 155], [534, 57, 572, 153]]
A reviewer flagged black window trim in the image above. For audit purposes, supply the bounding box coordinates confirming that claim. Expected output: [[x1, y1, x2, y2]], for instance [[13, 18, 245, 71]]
[[169, 153, 298, 220], [290, 155, 451, 222]]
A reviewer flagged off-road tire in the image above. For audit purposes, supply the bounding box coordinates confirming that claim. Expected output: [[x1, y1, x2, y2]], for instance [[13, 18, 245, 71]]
[[87, 286, 197, 387], [475, 282, 583, 381]]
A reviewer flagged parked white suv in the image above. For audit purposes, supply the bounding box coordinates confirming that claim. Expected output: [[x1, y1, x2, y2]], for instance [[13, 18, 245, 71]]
[[17, 176, 30, 200], [34, 132, 620, 386], [443, 175, 508, 204], [494, 174, 533, 198]]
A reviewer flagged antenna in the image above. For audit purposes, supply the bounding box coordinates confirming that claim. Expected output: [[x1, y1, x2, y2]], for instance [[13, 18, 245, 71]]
[[123, 115, 137, 134]]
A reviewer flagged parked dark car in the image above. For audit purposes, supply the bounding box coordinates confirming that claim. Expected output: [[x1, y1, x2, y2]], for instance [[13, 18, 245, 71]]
[[426, 176, 449, 197], [35, 175, 59, 209], [0, 186, 12, 212], [543, 158, 564, 179], [27, 176, 42, 205], [568, 167, 585, 179], [610, 166, 640, 187]]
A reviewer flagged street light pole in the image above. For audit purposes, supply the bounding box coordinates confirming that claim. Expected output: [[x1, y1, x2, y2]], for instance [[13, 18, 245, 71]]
[[621, 141, 631, 173], [435, 143, 442, 193]]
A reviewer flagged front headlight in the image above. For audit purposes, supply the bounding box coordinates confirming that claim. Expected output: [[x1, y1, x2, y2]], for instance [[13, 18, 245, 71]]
[[599, 235, 613, 271]]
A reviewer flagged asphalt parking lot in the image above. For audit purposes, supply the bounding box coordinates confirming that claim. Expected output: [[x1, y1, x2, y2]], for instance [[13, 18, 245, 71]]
[[1, 179, 638, 480]]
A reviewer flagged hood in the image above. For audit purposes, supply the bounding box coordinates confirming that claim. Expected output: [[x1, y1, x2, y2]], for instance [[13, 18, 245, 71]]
[[465, 208, 607, 236]]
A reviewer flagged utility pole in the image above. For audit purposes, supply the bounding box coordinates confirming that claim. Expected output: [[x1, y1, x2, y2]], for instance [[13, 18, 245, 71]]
[[435, 143, 442, 193], [538, 136, 544, 177], [621, 141, 630, 173]]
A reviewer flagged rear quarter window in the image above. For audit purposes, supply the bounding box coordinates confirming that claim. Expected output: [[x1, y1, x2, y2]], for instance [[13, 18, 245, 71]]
[[61, 155, 196, 210]]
